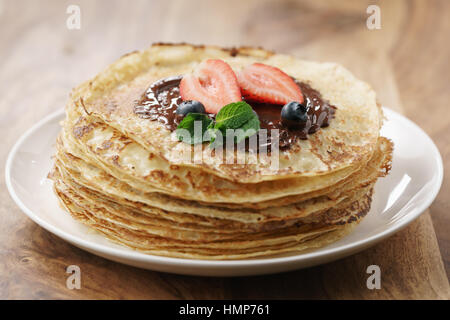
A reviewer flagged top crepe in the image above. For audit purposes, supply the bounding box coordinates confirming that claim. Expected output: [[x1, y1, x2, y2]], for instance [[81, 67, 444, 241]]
[[69, 43, 381, 183]]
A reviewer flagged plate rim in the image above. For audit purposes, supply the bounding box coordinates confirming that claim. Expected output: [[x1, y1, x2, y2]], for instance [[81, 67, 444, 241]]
[[5, 107, 444, 269]]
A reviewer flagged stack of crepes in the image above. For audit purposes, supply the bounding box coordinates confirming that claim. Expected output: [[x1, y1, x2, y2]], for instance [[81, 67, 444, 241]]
[[50, 44, 393, 260]]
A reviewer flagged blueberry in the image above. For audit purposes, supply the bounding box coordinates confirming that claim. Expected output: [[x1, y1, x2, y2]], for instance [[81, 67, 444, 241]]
[[281, 101, 308, 128], [176, 100, 206, 116]]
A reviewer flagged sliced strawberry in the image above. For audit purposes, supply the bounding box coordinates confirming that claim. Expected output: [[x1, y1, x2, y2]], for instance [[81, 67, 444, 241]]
[[179, 59, 242, 114], [237, 63, 304, 105]]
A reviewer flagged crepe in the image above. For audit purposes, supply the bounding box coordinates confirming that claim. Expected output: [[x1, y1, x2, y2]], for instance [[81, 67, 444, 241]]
[[49, 43, 393, 260], [54, 133, 391, 223], [61, 105, 375, 203], [53, 177, 372, 259], [70, 44, 382, 183]]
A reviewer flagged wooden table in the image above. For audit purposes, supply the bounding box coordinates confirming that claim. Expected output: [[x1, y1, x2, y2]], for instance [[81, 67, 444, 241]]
[[1, 0, 449, 299]]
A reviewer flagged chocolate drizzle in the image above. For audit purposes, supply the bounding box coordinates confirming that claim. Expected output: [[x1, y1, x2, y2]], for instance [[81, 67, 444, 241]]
[[134, 76, 185, 128], [135, 76, 335, 151]]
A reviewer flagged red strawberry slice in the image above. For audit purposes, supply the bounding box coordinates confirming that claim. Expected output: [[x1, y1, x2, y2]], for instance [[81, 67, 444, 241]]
[[179, 59, 242, 114], [237, 63, 304, 105]]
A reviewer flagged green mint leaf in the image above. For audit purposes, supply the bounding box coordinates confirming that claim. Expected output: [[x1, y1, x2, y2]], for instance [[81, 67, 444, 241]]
[[234, 116, 260, 143], [213, 102, 260, 144], [176, 113, 213, 145], [214, 102, 256, 131]]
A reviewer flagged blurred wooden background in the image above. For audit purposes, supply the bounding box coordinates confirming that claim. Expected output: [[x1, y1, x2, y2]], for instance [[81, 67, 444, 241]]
[[0, 0, 449, 299]]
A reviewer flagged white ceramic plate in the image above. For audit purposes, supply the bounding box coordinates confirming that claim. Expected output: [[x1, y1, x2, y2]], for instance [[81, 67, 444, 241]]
[[5, 108, 443, 276]]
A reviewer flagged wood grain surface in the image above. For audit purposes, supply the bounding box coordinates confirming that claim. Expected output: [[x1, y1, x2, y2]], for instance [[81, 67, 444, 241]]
[[0, 0, 449, 299]]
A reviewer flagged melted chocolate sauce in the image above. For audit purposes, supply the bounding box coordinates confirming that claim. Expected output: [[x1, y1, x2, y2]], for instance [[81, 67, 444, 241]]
[[134, 76, 335, 150], [134, 76, 186, 128]]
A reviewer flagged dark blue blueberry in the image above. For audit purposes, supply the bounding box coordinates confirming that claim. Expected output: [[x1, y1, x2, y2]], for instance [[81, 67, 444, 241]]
[[281, 101, 308, 128], [176, 100, 206, 116]]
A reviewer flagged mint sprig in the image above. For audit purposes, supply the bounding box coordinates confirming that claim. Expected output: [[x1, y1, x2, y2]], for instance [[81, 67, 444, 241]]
[[176, 102, 260, 146]]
